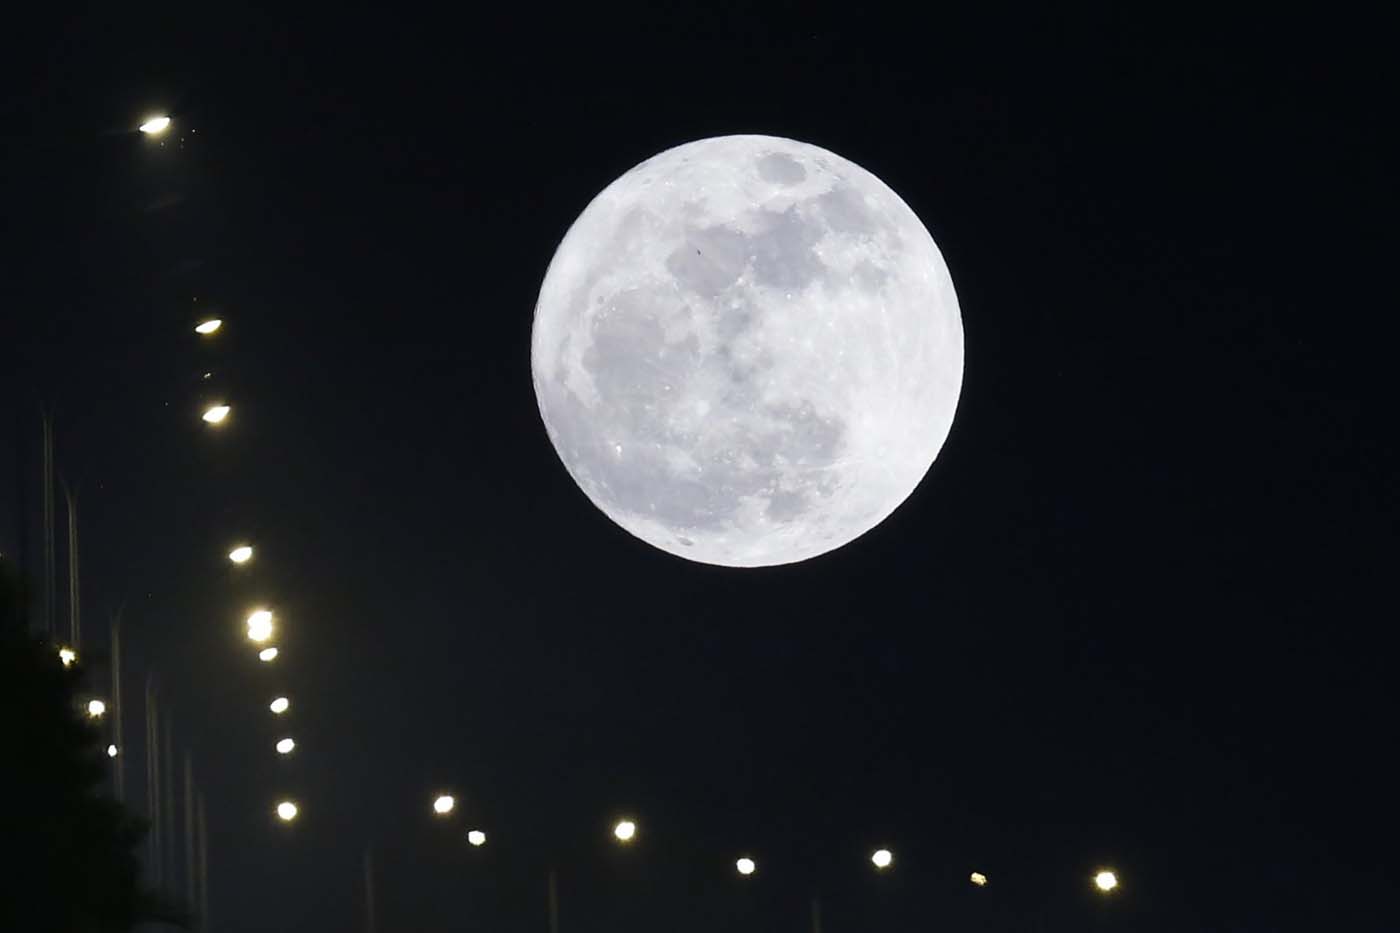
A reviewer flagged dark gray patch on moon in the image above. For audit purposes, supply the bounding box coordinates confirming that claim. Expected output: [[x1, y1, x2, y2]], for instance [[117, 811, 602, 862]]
[[757, 152, 807, 185]]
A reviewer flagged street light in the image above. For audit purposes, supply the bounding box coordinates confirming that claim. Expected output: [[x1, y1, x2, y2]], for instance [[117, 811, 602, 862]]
[[194, 318, 222, 335], [433, 794, 456, 816], [247, 609, 274, 643], [467, 830, 487, 847], [107, 744, 119, 758], [58, 646, 77, 667], [736, 857, 757, 877], [139, 115, 172, 135], [276, 738, 295, 755], [270, 697, 290, 714], [202, 404, 230, 425], [1094, 870, 1119, 893], [970, 871, 988, 887], [613, 820, 637, 844], [229, 545, 253, 564], [258, 647, 279, 662], [86, 699, 107, 718], [276, 801, 298, 822], [871, 849, 894, 870]]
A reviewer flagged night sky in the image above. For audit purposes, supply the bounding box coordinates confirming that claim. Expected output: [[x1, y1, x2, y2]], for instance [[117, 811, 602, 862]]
[[3, 7, 1395, 932]]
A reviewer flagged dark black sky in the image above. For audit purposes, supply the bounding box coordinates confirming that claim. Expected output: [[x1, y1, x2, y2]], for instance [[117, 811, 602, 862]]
[[3, 6, 1396, 932]]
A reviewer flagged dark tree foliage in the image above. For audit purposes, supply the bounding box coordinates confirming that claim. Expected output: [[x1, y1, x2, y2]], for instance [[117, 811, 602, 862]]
[[0, 563, 188, 932]]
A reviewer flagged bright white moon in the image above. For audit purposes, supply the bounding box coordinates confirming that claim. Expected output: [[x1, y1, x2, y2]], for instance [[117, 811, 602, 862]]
[[531, 135, 963, 567]]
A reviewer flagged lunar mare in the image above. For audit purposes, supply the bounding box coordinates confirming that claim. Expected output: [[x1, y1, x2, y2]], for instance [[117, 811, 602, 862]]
[[531, 135, 963, 567]]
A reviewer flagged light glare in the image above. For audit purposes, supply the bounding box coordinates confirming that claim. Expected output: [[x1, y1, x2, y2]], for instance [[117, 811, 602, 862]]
[[736, 857, 756, 876], [246, 609, 274, 643], [202, 405, 230, 424], [872, 848, 894, 870], [613, 820, 637, 843], [276, 738, 295, 754], [229, 545, 253, 564], [107, 744, 119, 758], [1095, 870, 1119, 893], [258, 647, 279, 662], [58, 647, 77, 667], [433, 794, 456, 815], [194, 318, 222, 335], [87, 699, 106, 718], [276, 801, 298, 821], [139, 116, 172, 134], [270, 697, 290, 714], [467, 830, 487, 847]]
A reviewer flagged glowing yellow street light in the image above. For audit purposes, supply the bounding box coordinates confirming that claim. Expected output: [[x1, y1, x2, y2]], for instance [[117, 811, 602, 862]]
[[270, 697, 290, 714], [107, 744, 119, 758], [202, 404, 230, 425], [276, 801, 298, 822], [970, 871, 988, 887], [871, 849, 894, 870], [613, 820, 637, 844], [1094, 870, 1119, 893], [246, 609, 274, 643], [258, 647, 279, 662], [736, 857, 757, 877], [87, 699, 107, 718], [433, 794, 456, 816], [58, 646, 77, 667], [194, 318, 222, 335], [139, 115, 172, 135], [467, 830, 487, 847], [229, 545, 253, 564], [276, 737, 296, 755]]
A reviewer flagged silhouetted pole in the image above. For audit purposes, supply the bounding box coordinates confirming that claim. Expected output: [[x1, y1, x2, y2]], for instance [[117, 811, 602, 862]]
[[163, 714, 175, 891], [146, 677, 163, 888], [364, 847, 376, 933], [811, 896, 823, 933], [197, 792, 209, 933], [110, 610, 124, 801], [184, 754, 196, 912], [41, 410, 54, 638], [547, 869, 560, 933], [62, 480, 79, 647]]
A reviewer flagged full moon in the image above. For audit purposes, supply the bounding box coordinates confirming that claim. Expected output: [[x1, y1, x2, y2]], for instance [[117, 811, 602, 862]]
[[531, 135, 963, 567]]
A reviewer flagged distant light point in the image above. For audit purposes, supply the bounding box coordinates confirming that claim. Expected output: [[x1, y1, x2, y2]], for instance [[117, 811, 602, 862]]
[[87, 699, 107, 718], [246, 609, 274, 643], [613, 820, 637, 843], [736, 857, 757, 877], [202, 404, 230, 425], [58, 646, 77, 667], [970, 871, 988, 887], [1095, 870, 1119, 893], [871, 848, 894, 870], [467, 830, 487, 847], [139, 116, 172, 135], [194, 318, 222, 335], [229, 545, 254, 564], [258, 647, 279, 662], [270, 697, 290, 714], [107, 744, 119, 758], [433, 794, 456, 816], [276, 801, 298, 822], [276, 737, 295, 755]]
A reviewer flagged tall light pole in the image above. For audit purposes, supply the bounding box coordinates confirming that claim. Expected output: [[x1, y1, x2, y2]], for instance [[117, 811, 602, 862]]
[[110, 609, 124, 802], [62, 479, 80, 648], [363, 846, 376, 933], [184, 755, 196, 912], [547, 869, 560, 933], [197, 792, 209, 932], [41, 410, 55, 638], [146, 677, 162, 888]]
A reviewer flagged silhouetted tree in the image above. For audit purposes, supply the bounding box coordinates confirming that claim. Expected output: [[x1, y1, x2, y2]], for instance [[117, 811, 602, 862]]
[[0, 562, 188, 931]]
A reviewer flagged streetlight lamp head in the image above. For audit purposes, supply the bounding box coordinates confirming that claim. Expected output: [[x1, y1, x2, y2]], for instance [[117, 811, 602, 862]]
[[467, 830, 487, 847], [139, 116, 172, 135], [433, 794, 456, 815], [107, 744, 119, 758], [276, 737, 295, 755], [58, 647, 77, 667], [87, 699, 106, 718], [872, 849, 894, 870], [270, 697, 290, 714], [202, 404, 230, 425], [247, 609, 274, 643], [229, 545, 253, 564], [276, 801, 298, 822], [736, 857, 757, 877], [1095, 870, 1119, 893], [258, 647, 279, 662], [613, 820, 637, 843], [970, 871, 988, 887], [194, 318, 222, 335]]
